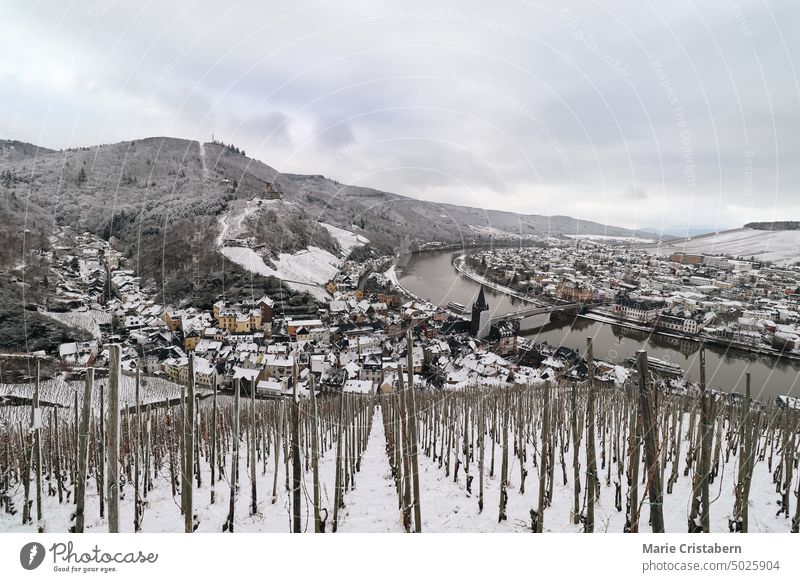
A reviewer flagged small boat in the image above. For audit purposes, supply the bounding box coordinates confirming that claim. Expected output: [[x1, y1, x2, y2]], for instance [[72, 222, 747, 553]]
[[626, 355, 684, 377], [447, 301, 466, 313]]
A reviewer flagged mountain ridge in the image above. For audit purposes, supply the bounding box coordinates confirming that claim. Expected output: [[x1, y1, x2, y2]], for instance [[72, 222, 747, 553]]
[[1, 135, 653, 301]]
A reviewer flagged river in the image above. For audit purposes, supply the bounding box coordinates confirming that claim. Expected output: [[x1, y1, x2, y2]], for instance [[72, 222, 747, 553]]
[[398, 249, 800, 401]]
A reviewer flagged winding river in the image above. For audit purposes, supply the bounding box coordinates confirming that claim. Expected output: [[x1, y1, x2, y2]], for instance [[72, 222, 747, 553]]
[[398, 249, 800, 401]]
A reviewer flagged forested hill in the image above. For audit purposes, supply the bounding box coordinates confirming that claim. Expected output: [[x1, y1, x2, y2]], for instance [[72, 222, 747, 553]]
[[744, 221, 800, 231], [0, 136, 642, 307]]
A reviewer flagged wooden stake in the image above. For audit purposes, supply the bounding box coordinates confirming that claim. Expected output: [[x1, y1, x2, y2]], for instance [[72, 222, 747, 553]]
[[74, 368, 93, 533], [406, 331, 422, 532], [586, 339, 597, 533], [310, 375, 321, 532], [636, 350, 664, 533], [291, 364, 301, 533], [107, 345, 120, 533]]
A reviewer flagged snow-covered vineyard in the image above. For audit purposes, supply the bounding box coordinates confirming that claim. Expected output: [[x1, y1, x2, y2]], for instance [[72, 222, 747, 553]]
[[1, 346, 799, 534]]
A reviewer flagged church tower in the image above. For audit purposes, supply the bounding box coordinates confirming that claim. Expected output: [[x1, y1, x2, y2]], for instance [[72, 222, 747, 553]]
[[470, 285, 491, 339]]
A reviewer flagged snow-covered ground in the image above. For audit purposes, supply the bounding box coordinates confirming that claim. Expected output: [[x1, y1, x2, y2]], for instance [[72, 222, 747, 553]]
[[217, 197, 344, 301], [321, 223, 369, 256], [0, 408, 343, 534], [39, 309, 111, 340], [0, 405, 795, 533], [565, 234, 656, 243], [468, 224, 519, 237], [341, 407, 795, 533], [652, 228, 800, 266], [221, 245, 339, 302], [383, 264, 399, 287], [216, 197, 275, 247]]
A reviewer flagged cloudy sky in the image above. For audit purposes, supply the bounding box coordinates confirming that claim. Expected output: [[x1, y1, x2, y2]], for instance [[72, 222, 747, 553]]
[[1, 0, 798, 233]]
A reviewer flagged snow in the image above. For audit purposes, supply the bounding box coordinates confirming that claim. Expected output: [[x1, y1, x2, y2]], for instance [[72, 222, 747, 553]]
[[216, 197, 289, 247], [383, 264, 400, 287], [468, 224, 514, 237], [39, 309, 110, 340], [565, 234, 656, 243], [277, 246, 340, 288], [320, 223, 369, 256], [217, 199, 346, 301], [222, 245, 338, 302], [653, 228, 800, 266], [0, 404, 796, 533]]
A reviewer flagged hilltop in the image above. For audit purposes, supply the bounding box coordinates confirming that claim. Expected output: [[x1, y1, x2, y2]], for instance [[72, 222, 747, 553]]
[[650, 227, 800, 267], [0, 135, 645, 305]]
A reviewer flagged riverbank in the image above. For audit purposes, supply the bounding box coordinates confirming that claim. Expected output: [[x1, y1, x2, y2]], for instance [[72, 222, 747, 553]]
[[451, 251, 800, 365], [579, 307, 800, 363], [452, 254, 539, 304], [399, 249, 800, 397]]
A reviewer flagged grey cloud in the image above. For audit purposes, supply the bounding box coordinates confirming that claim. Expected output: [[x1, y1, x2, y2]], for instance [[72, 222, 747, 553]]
[[0, 0, 797, 231]]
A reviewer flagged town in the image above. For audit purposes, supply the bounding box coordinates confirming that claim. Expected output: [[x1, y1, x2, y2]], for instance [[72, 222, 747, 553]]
[[461, 237, 800, 359], [7, 222, 800, 408]]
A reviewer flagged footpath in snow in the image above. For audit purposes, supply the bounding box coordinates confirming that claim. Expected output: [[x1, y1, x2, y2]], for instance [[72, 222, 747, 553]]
[[337, 408, 405, 533]]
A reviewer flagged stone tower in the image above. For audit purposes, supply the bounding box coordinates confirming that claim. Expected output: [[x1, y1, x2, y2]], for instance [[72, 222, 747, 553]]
[[470, 285, 491, 339]]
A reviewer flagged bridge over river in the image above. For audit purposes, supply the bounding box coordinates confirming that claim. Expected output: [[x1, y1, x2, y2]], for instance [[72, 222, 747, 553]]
[[490, 301, 583, 323], [398, 248, 800, 401]]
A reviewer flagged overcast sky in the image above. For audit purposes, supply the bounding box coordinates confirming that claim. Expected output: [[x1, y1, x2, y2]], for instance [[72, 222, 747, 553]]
[[2, 0, 798, 233]]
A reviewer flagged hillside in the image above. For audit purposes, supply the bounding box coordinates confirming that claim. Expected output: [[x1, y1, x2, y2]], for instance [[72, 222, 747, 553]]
[[0, 136, 644, 305], [744, 221, 800, 231], [650, 227, 800, 266]]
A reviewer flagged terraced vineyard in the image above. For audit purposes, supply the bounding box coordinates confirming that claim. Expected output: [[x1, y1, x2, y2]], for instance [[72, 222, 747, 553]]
[[1, 339, 798, 533]]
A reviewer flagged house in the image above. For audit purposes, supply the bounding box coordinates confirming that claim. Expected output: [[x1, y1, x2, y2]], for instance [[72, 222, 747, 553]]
[[255, 295, 275, 323], [488, 321, 517, 355], [612, 295, 664, 323], [656, 314, 700, 335], [265, 354, 294, 378], [256, 378, 286, 398], [343, 379, 374, 394]]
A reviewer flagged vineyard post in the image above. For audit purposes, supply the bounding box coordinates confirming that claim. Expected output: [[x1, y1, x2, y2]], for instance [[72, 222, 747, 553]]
[[107, 344, 120, 533], [478, 395, 485, 513], [73, 389, 79, 500], [333, 390, 345, 532], [33, 359, 43, 528], [792, 407, 800, 532], [250, 373, 257, 516], [586, 339, 596, 533], [737, 372, 752, 532], [75, 368, 94, 533], [628, 389, 641, 533], [19, 420, 31, 525], [499, 391, 509, 523], [537, 382, 551, 532], [99, 383, 105, 519], [406, 330, 422, 533], [780, 406, 793, 519], [310, 375, 321, 532], [184, 354, 195, 533], [570, 381, 580, 524], [699, 348, 711, 532], [134, 368, 141, 532], [54, 407, 64, 503], [271, 402, 281, 504], [226, 378, 240, 532], [636, 350, 664, 533], [211, 374, 217, 504], [397, 365, 413, 532], [291, 364, 302, 533]]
